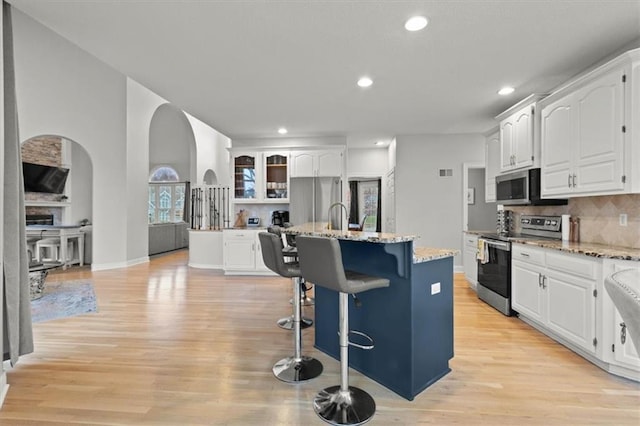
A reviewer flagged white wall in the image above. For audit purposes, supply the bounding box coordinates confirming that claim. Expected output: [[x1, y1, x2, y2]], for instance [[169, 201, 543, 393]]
[[185, 112, 231, 186], [149, 103, 195, 182], [232, 135, 346, 148], [395, 134, 485, 268], [347, 148, 388, 178], [0, 2, 7, 407], [13, 10, 130, 269], [467, 168, 497, 230], [69, 141, 92, 225], [126, 78, 167, 266]]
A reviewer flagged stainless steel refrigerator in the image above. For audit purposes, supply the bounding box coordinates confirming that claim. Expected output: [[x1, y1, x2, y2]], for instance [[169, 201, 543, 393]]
[[289, 177, 343, 229]]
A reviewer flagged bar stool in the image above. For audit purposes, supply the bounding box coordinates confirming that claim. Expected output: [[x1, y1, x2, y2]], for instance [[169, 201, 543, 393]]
[[297, 235, 390, 426], [267, 226, 313, 330], [283, 222, 314, 307], [258, 232, 323, 382]]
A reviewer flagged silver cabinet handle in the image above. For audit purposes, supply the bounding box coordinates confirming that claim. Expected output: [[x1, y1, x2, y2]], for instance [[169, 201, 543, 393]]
[[568, 174, 572, 188], [542, 275, 547, 289], [520, 252, 530, 258], [572, 174, 577, 188], [538, 273, 543, 287], [620, 322, 627, 344]]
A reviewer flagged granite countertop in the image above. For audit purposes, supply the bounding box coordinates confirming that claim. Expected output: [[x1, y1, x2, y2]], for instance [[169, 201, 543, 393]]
[[284, 222, 417, 243], [413, 247, 459, 264], [512, 239, 640, 262], [284, 222, 457, 263]]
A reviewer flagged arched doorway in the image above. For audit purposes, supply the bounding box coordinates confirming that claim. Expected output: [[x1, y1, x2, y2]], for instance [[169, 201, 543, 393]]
[[21, 135, 94, 264]]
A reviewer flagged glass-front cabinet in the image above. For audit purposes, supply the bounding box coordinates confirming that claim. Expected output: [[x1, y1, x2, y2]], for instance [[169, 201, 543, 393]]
[[264, 153, 288, 201], [233, 154, 258, 200]]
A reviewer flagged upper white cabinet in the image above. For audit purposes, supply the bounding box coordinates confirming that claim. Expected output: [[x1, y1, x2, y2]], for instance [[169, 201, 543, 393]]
[[290, 149, 344, 178], [485, 131, 500, 202], [540, 48, 640, 198], [231, 151, 290, 203], [495, 94, 545, 173]]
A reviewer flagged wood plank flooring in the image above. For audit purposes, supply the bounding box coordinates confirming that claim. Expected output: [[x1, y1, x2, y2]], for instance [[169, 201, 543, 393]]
[[1, 249, 638, 425]]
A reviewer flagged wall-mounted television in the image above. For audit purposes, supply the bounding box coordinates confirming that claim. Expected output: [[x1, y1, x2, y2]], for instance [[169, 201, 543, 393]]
[[22, 162, 69, 194]]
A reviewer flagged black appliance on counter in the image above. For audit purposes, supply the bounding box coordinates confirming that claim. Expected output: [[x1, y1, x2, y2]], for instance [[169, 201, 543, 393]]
[[496, 168, 567, 206], [271, 210, 289, 226], [477, 214, 562, 316]]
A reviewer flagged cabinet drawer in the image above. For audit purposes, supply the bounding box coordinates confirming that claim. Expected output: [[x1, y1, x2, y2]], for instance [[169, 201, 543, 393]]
[[223, 230, 255, 241], [546, 250, 598, 279], [512, 244, 545, 265], [464, 235, 478, 248]]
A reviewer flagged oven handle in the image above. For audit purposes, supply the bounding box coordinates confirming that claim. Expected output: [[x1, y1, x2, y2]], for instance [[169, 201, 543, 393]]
[[479, 238, 511, 251]]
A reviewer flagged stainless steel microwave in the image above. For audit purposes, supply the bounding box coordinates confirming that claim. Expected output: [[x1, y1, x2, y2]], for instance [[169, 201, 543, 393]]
[[496, 168, 567, 206]]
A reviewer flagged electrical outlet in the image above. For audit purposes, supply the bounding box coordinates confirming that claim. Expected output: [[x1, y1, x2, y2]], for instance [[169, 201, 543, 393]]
[[431, 282, 441, 295], [619, 213, 628, 226]]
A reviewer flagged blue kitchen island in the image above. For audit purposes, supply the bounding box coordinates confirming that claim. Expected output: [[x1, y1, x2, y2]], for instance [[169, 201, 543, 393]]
[[284, 223, 457, 401]]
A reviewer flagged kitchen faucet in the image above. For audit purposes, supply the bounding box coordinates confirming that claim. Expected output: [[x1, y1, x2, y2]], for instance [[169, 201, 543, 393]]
[[327, 202, 348, 231]]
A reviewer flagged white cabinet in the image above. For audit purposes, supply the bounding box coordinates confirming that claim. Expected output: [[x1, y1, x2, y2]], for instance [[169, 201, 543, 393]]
[[541, 67, 625, 197], [223, 229, 272, 275], [462, 233, 478, 290], [485, 131, 500, 202], [540, 48, 640, 198], [496, 95, 544, 173], [602, 259, 640, 377], [290, 149, 344, 177], [512, 244, 599, 355], [231, 151, 290, 203]]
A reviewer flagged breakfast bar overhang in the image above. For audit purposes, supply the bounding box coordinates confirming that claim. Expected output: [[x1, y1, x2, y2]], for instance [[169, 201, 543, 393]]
[[284, 224, 457, 401]]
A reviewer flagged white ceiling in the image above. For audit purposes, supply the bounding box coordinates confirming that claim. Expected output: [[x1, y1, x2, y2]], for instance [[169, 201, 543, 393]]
[[7, 0, 640, 147]]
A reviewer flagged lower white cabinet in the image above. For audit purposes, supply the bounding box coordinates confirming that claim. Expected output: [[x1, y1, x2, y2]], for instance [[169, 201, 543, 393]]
[[602, 259, 640, 378], [512, 244, 599, 356], [462, 233, 478, 290], [223, 229, 272, 275]]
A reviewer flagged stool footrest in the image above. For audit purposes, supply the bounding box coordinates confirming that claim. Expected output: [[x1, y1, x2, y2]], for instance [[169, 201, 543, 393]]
[[339, 330, 374, 350]]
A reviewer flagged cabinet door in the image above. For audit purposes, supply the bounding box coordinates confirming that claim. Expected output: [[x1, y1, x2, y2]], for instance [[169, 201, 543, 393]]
[[463, 234, 478, 288], [316, 151, 343, 177], [512, 260, 545, 322], [485, 133, 500, 202], [290, 152, 315, 177], [264, 153, 289, 201], [541, 99, 574, 197], [612, 309, 640, 370], [233, 153, 259, 200], [500, 120, 515, 171], [254, 232, 271, 272], [545, 271, 596, 354], [223, 232, 255, 270], [513, 107, 534, 169], [573, 69, 625, 194]]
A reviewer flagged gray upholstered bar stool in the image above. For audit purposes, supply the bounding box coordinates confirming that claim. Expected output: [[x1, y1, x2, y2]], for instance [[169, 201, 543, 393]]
[[267, 226, 313, 329], [258, 232, 323, 382], [283, 222, 315, 307], [296, 235, 390, 426]]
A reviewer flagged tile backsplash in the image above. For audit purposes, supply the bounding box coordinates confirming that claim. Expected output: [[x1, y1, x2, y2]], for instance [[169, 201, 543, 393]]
[[509, 194, 640, 249]]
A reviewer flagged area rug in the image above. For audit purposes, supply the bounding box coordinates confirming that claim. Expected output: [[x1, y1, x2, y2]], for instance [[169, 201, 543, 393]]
[[31, 280, 98, 323]]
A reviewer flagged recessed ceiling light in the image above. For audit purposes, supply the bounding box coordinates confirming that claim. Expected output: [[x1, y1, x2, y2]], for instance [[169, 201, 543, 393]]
[[375, 141, 385, 146], [498, 86, 515, 96], [278, 127, 288, 134], [357, 77, 373, 88], [405, 16, 428, 32]]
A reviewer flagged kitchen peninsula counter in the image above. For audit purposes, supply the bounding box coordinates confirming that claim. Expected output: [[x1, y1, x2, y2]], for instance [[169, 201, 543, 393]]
[[283, 223, 457, 400]]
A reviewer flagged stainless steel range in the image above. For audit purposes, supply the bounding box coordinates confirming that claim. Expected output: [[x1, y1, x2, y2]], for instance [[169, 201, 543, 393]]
[[477, 214, 562, 316]]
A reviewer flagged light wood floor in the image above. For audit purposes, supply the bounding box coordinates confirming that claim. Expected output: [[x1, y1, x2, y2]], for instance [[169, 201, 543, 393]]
[[1, 249, 638, 425]]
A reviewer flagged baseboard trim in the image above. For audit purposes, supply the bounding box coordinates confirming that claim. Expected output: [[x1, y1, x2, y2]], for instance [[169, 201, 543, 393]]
[[91, 256, 149, 271]]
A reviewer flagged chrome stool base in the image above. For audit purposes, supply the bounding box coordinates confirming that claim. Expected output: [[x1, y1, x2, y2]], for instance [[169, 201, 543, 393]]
[[277, 315, 313, 330], [273, 356, 323, 383], [313, 385, 376, 426]]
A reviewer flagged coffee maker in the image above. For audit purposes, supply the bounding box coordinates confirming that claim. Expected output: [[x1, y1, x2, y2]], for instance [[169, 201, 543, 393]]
[[271, 210, 289, 226]]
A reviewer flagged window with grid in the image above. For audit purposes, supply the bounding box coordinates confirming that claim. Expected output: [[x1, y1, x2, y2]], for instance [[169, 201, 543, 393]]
[[148, 166, 186, 224]]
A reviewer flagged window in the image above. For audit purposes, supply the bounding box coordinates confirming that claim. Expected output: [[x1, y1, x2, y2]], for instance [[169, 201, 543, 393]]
[[148, 166, 186, 224]]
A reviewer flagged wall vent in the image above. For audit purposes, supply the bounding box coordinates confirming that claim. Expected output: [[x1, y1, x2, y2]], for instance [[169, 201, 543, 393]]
[[439, 169, 453, 177]]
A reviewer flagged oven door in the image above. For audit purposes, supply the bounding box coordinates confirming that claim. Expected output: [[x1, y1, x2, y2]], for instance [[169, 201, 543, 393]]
[[477, 238, 511, 299]]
